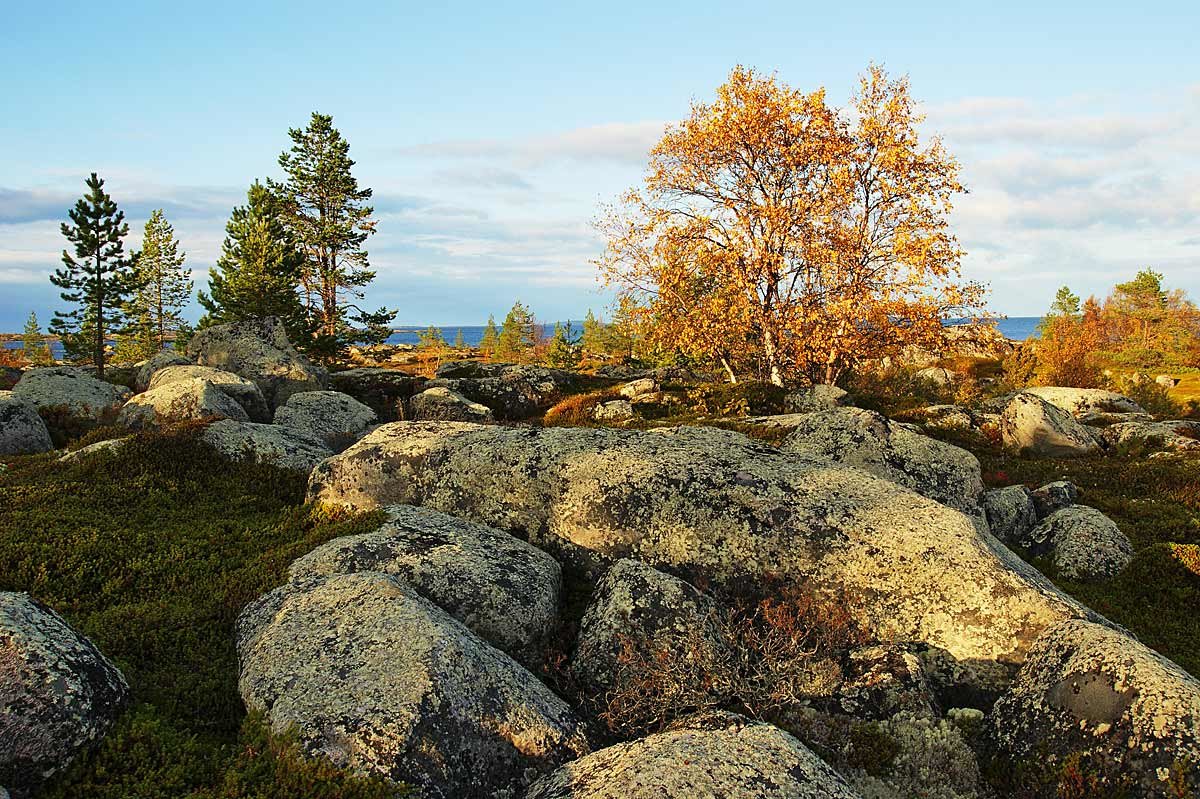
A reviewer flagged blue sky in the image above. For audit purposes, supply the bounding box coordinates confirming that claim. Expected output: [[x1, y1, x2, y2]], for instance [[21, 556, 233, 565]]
[[3, 0, 1198, 329]]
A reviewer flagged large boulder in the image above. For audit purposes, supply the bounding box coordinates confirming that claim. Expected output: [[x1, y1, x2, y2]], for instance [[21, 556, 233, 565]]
[[273, 390, 378, 453], [237, 572, 590, 799], [572, 559, 725, 695], [0, 392, 53, 455], [430, 362, 577, 420], [11, 367, 131, 441], [999, 393, 1103, 457], [989, 619, 1200, 798], [117, 377, 250, 430], [199, 420, 332, 473], [779, 407, 984, 515], [1101, 420, 1200, 454], [1023, 386, 1146, 417], [186, 317, 327, 408], [133, 350, 192, 393], [408, 386, 494, 423], [981, 485, 1039, 545], [783, 384, 849, 414], [524, 712, 860, 799], [0, 593, 130, 798], [328, 368, 427, 421], [148, 365, 270, 422], [288, 505, 560, 663], [1022, 506, 1133, 582], [309, 422, 1099, 688]]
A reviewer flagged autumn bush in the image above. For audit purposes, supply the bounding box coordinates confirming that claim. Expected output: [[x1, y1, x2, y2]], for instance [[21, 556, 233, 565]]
[[542, 389, 622, 426]]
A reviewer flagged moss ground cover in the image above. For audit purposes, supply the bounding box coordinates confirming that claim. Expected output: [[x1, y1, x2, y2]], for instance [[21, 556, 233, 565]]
[[0, 426, 403, 798]]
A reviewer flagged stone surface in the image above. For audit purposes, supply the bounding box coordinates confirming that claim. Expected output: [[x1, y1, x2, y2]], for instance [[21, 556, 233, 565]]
[[591, 399, 634, 423], [0, 592, 130, 798], [1156, 374, 1180, 388], [1023, 386, 1146, 417], [1100, 420, 1200, 453], [572, 559, 724, 694], [273, 390, 378, 452], [999, 393, 1103, 458], [783, 384, 849, 413], [430, 362, 577, 420], [1031, 480, 1079, 519], [408, 386, 494, 423], [981, 485, 1039, 546], [908, 404, 979, 431], [118, 377, 250, 430], [148, 365, 270, 422], [186, 317, 327, 408], [524, 712, 861, 799], [834, 644, 938, 720], [1023, 505, 1133, 581], [309, 422, 1100, 687], [237, 572, 590, 799], [617, 378, 658, 400], [989, 619, 1200, 798], [58, 438, 129, 463], [328, 368, 427, 421], [133, 351, 192, 392], [200, 420, 332, 473], [915, 366, 957, 386], [0, 392, 53, 455], [288, 504, 560, 663], [11, 367, 131, 440], [779, 407, 984, 514]]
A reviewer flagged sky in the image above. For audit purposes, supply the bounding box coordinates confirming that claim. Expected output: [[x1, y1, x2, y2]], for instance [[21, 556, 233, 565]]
[[2, 0, 1198, 330]]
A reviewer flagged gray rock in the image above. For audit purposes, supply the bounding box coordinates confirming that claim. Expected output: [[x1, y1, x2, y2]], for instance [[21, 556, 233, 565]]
[[1075, 410, 1155, 426], [200, 420, 332, 473], [981, 485, 1038, 546], [237, 572, 590, 799], [408, 386, 494, 423], [1100, 420, 1200, 453], [1023, 506, 1133, 581], [118, 377, 250, 430], [989, 619, 1200, 798], [572, 559, 725, 695], [0, 592, 130, 798], [999, 393, 1103, 458], [524, 712, 861, 799], [58, 437, 129, 463], [0, 392, 53, 455], [591, 399, 634, 423], [1023, 386, 1146, 416], [783, 384, 849, 413], [273, 390, 378, 452], [914, 366, 957, 387], [1156, 374, 1180, 388], [431, 362, 576, 420], [617, 378, 658, 400], [308, 422, 1100, 688], [1031, 480, 1078, 519], [779, 407, 984, 514], [835, 644, 938, 720], [148, 365, 270, 422], [908, 404, 978, 431], [187, 317, 327, 408], [11, 367, 131, 440], [133, 351, 192, 392], [328, 368, 427, 421], [288, 505, 560, 663]]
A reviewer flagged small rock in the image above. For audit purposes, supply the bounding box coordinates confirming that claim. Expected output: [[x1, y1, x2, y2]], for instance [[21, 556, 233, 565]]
[[591, 399, 634, 423], [199, 420, 332, 473], [273, 390, 378, 452], [118, 377, 250, 430], [1101, 420, 1200, 454], [1031, 480, 1078, 518], [1023, 505, 1133, 581], [981, 485, 1038, 545], [58, 437, 129, 463], [148, 365, 270, 422], [617, 377, 657, 400], [0, 392, 53, 455], [409, 386, 494, 423], [914, 366, 957, 387], [783, 384, 849, 413], [1156, 374, 1180, 388]]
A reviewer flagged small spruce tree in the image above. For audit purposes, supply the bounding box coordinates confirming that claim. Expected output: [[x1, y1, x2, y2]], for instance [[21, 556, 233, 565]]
[[497, 301, 536, 363], [545, 321, 581, 368], [22, 312, 52, 365], [479, 315, 500, 359], [453, 328, 465, 349]]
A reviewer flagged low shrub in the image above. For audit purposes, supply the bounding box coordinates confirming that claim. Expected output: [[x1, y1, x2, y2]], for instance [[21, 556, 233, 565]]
[[542, 389, 622, 426], [684, 380, 787, 417]]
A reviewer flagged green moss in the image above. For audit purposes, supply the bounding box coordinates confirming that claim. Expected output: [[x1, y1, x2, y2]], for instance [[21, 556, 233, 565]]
[[0, 426, 401, 796]]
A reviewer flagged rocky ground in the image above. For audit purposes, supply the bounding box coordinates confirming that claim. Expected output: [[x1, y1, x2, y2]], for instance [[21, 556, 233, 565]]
[[1, 317, 1198, 798]]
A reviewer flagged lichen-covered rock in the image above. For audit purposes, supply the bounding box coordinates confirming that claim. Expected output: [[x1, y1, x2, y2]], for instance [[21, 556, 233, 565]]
[[1075, 410, 1154, 426], [835, 644, 938, 720], [617, 378, 658, 400], [572, 559, 724, 694], [148, 365, 270, 422], [118, 377, 250, 430], [186, 316, 327, 408], [849, 711, 984, 799], [58, 437, 129, 463], [273, 390, 378, 452], [591, 399, 634, 423], [200, 420, 332, 473], [1031, 480, 1078, 519], [1, 366, 22, 390], [524, 712, 861, 799], [133, 351, 192, 392], [989, 619, 1200, 798], [309, 422, 1099, 687], [11, 367, 131, 440], [779, 407, 984, 515], [288, 505, 560, 663], [981, 485, 1038, 546], [784, 384, 849, 413], [908, 404, 979, 432], [0, 392, 53, 455], [1022, 505, 1133, 581], [914, 366, 957, 387], [328, 368, 427, 421], [999, 393, 1103, 458], [237, 572, 590, 799], [1100, 420, 1200, 453], [430, 362, 576, 420], [0, 592, 130, 798], [1023, 386, 1146, 416], [408, 386, 493, 423]]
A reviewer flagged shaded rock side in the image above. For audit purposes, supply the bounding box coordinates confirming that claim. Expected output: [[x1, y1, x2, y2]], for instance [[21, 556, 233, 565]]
[[186, 316, 327, 408]]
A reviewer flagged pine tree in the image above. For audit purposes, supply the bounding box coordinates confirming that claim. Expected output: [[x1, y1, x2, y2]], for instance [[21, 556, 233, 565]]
[[271, 112, 396, 358], [545, 321, 581, 368], [22, 312, 51, 365], [417, 325, 446, 349], [453, 328, 465, 349], [581, 308, 606, 356], [496, 301, 536, 363], [198, 182, 310, 341], [50, 173, 140, 376], [129, 209, 192, 351], [479, 315, 500, 360]]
